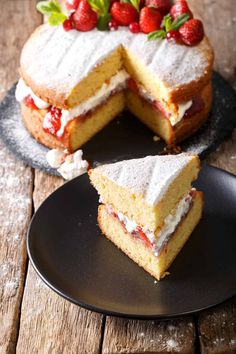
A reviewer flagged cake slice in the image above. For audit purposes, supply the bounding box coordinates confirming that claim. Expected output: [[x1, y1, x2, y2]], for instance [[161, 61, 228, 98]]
[[89, 153, 203, 280]]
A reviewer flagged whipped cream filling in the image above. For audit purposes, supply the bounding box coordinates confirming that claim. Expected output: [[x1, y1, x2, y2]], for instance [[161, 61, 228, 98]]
[[15, 78, 50, 110], [137, 84, 192, 126], [46, 148, 88, 180], [106, 190, 194, 257], [47, 69, 129, 138]]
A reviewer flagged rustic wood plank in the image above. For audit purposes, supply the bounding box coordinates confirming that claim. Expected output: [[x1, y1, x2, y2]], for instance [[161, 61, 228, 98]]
[[0, 0, 41, 352], [198, 297, 236, 354], [0, 141, 33, 354], [102, 317, 195, 353], [16, 171, 104, 354]]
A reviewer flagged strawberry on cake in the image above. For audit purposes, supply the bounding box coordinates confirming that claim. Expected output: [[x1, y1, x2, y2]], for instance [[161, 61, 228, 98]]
[[89, 153, 203, 280], [15, 0, 214, 159]]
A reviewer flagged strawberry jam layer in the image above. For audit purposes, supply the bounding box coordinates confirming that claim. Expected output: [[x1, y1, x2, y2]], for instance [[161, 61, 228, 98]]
[[24, 95, 39, 111], [127, 78, 205, 122]]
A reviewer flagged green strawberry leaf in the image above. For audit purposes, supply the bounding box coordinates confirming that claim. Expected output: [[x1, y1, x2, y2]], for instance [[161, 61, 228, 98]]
[[172, 13, 190, 30], [97, 14, 110, 30], [48, 12, 67, 26], [148, 30, 167, 41]]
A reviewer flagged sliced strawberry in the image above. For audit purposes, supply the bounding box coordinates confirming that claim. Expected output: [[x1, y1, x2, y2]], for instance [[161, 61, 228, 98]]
[[170, 0, 193, 20], [179, 19, 204, 46], [139, 7, 162, 34], [136, 226, 152, 248], [111, 2, 138, 26], [72, 0, 97, 31], [127, 78, 139, 94], [145, 0, 171, 16], [24, 95, 38, 110]]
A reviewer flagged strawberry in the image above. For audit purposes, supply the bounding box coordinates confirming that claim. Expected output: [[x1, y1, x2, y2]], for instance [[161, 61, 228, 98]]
[[170, 0, 193, 20], [139, 7, 162, 34], [111, 2, 138, 26], [166, 29, 182, 43], [65, 0, 80, 12], [136, 227, 152, 248], [108, 19, 119, 30], [24, 96, 38, 110], [72, 0, 97, 31], [145, 0, 171, 16], [129, 22, 140, 33], [179, 19, 204, 46], [63, 14, 74, 31], [127, 78, 139, 93]]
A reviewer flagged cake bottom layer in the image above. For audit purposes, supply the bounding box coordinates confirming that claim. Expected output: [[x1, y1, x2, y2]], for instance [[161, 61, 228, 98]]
[[98, 191, 203, 280], [126, 82, 212, 144], [21, 91, 125, 152]]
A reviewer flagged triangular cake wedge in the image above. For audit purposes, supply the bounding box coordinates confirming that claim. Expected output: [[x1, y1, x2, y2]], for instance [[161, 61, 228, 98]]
[[89, 153, 203, 280], [89, 153, 200, 231]]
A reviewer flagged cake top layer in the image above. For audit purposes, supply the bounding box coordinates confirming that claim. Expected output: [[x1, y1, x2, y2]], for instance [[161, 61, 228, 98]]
[[93, 153, 197, 206], [20, 24, 213, 103]]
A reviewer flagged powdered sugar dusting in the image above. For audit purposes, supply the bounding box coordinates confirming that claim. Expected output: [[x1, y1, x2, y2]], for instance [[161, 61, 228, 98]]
[[21, 25, 211, 99], [95, 153, 194, 206]]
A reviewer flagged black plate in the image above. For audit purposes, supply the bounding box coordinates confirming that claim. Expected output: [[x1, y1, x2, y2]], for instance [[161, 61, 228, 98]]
[[0, 72, 236, 175], [27, 165, 236, 319]]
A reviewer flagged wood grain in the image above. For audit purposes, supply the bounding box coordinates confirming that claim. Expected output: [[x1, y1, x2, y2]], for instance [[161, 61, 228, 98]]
[[16, 171, 104, 354], [198, 297, 236, 354], [0, 0, 40, 352], [102, 317, 196, 353], [0, 0, 235, 353]]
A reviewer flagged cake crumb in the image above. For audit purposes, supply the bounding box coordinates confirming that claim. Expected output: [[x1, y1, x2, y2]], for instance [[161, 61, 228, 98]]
[[153, 135, 160, 142]]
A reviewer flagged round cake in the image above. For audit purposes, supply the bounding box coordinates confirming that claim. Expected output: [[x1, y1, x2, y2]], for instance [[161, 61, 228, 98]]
[[16, 0, 214, 153]]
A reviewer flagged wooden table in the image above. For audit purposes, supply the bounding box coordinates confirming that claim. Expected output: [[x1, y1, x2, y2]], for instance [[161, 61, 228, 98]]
[[0, 1, 235, 353]]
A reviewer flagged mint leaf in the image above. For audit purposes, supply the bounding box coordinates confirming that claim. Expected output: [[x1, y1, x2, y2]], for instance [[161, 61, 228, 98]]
[[148, 30, 166, 41], [172, 13, 190, 30], [48, 12, 67, 26], [37, 0, 67, 27], [49, 0, 61, 13], [97, 14, 110, 30], [36, 2, 53, 14]]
